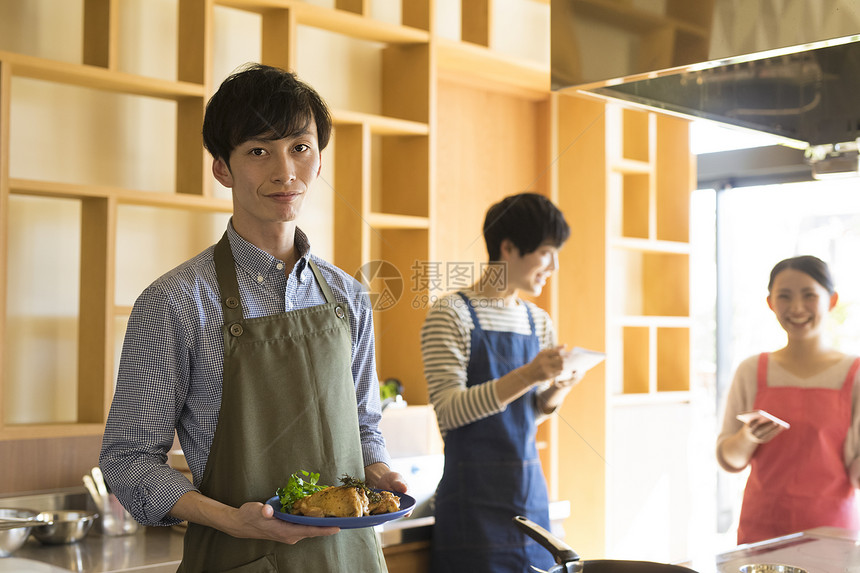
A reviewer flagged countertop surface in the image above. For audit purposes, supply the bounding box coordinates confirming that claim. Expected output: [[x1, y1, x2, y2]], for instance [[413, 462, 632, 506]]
[[716, 527, 860, 573], [3, 526, 185, 573]]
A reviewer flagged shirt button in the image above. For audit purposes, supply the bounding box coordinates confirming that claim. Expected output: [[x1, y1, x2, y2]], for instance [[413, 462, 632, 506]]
[[276, 263, 284, 270], [256, 275, 264, 283]]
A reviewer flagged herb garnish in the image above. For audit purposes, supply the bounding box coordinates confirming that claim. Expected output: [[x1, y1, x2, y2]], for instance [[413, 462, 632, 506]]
[[276, 470, 328, 512]]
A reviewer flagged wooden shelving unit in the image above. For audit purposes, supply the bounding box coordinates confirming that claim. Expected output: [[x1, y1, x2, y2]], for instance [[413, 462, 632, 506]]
[[555, 96, 696, 559], [0, 0, 711, 561]]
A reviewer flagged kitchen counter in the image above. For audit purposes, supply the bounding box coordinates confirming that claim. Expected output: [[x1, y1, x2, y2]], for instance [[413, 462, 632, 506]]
[[716, 527, 860, 573], [0, 487, 435, 573], [3, 520, 433, 573], [0, 488, 568, 572], [6, 526, 184, 573]]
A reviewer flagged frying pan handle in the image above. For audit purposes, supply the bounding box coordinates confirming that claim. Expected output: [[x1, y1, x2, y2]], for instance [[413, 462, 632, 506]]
[[513, 515, 581, 565]]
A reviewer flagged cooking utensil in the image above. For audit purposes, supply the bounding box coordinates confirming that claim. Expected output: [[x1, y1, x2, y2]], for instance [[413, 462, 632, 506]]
[[0, 509, 49, 556], [739, 566, 808, 573], [31, 510, 97, 545], [101, 493, 139, 536], [82, 474, 104, 513], [91, 466, 109, 498], [513, 516, 699, 573]]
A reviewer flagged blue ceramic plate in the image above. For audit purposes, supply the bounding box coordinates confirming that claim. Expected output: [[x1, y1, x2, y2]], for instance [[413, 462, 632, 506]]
[[265, 490, 416, 529]]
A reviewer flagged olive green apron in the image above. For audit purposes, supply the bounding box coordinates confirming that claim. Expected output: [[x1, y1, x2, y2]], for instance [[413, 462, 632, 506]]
[[178, 232, 387, 573]]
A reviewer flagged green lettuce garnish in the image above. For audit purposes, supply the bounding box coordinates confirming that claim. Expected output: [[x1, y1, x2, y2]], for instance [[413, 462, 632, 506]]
[[276, 470, 329, 512]]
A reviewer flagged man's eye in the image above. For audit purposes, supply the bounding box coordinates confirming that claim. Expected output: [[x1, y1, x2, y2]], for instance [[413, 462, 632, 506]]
[[294, 144, 310, 153], [250, 148, 266, 156]]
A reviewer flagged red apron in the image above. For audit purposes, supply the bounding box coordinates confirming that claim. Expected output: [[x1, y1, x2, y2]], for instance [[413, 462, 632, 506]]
[[737, 352, 860, 544]]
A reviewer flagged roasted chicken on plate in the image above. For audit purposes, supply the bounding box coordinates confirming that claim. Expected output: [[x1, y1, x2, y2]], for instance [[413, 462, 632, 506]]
[[289, 484, 401, 518]]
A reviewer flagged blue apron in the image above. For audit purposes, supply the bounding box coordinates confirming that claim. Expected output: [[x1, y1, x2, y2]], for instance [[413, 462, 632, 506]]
[[431, 292, 554, 573]]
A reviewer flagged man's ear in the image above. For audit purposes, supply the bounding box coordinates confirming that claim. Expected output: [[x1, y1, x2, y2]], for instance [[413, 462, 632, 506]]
[[212, 157, 234, 188], [499, 239, 518, 260]]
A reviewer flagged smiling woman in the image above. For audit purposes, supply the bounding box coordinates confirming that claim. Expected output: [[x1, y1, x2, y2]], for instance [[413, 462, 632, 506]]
[[694, 182, 860, 541]]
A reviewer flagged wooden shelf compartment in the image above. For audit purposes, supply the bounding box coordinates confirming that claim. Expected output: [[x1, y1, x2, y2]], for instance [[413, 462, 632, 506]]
[[373, 134, 430, 218], [615, 324, 690, 396], [610, 237, 690, 254], [610, 390, 690, 406], [617, 171, 651, 240], [0, 50, 205, 100], [656, 326, 689, 392], [366, 213, 430, 229], [621, 107, 652, 162], [620, 325, 649, 394], [655, 114, 692, 244], [217, 0, 431, 44], [436, 38, 551, 100], [607, 249, 689, 318], [9, 179, 232, 213], [3, 193, 113, 431], [369, 228, 431, 405], [333, 109, 428, 136]]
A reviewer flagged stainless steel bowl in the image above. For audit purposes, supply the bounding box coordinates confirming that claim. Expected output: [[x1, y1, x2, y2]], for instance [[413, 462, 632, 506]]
[[740, 565, 808, 573], [31, 510, 97, 545], [0, 508, 47, 556]]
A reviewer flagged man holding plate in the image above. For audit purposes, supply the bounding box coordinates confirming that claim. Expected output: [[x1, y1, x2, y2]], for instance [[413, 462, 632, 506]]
[[100, 64, 406, 572]]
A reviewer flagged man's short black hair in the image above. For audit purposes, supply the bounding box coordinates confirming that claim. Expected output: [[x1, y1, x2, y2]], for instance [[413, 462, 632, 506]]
[[483, 193, 570, 261], [202, 63, 333, 167]]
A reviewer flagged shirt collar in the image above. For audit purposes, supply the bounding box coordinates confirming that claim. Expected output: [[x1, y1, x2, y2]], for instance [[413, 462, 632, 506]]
[[226, 221, 312, 281]]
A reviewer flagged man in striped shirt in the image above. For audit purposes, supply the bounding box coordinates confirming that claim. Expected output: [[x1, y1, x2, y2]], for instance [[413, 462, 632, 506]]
[[423, 193, 582, 573]]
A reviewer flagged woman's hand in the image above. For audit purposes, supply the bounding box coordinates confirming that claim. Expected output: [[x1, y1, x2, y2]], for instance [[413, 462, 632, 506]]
[[742, 418, 786, 444], [717, 419, 788, 472]]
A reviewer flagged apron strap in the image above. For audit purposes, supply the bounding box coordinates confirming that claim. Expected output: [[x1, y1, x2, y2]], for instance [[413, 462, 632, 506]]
[[756, 352, 769, 391], [308, 258, 336, 305], [214, 232, 244, 324], [456, 292, 481, 332], [457, 292, 538, 339], [840, 357, 860, 396], [523, 301, 536, 337]]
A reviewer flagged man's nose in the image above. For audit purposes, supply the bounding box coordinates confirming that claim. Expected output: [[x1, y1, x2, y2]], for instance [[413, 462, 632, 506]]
[[272, 151, 296, 183]]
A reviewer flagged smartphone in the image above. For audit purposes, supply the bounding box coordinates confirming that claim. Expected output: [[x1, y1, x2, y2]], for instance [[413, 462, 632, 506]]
[[736, 410, 790, 429]]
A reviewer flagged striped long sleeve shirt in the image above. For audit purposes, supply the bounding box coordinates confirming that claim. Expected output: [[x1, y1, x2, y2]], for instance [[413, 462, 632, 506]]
[[420, 289, 556, 437]]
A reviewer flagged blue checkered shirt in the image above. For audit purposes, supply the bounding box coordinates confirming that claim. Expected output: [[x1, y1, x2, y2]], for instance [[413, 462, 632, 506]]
[[99, 222, 390, 526]]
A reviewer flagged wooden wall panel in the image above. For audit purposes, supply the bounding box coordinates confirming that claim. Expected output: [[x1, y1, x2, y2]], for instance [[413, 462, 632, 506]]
[[0, 436, 101, 494], [435, 79, 547, 272]]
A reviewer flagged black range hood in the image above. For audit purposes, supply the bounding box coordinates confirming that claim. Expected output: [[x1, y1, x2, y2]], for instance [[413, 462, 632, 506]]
[[560, 34, 860, 150]]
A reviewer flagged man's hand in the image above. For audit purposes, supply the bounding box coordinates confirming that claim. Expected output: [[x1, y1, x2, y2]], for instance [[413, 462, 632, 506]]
[[170, 491, 339, 544], [364, 462, 408, 494], [525, 345, 566, 384]]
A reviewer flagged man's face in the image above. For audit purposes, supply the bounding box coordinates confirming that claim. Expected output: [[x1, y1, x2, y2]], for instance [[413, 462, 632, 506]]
[[501, 240, 560, 296], [212, 121, 322, 231]]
